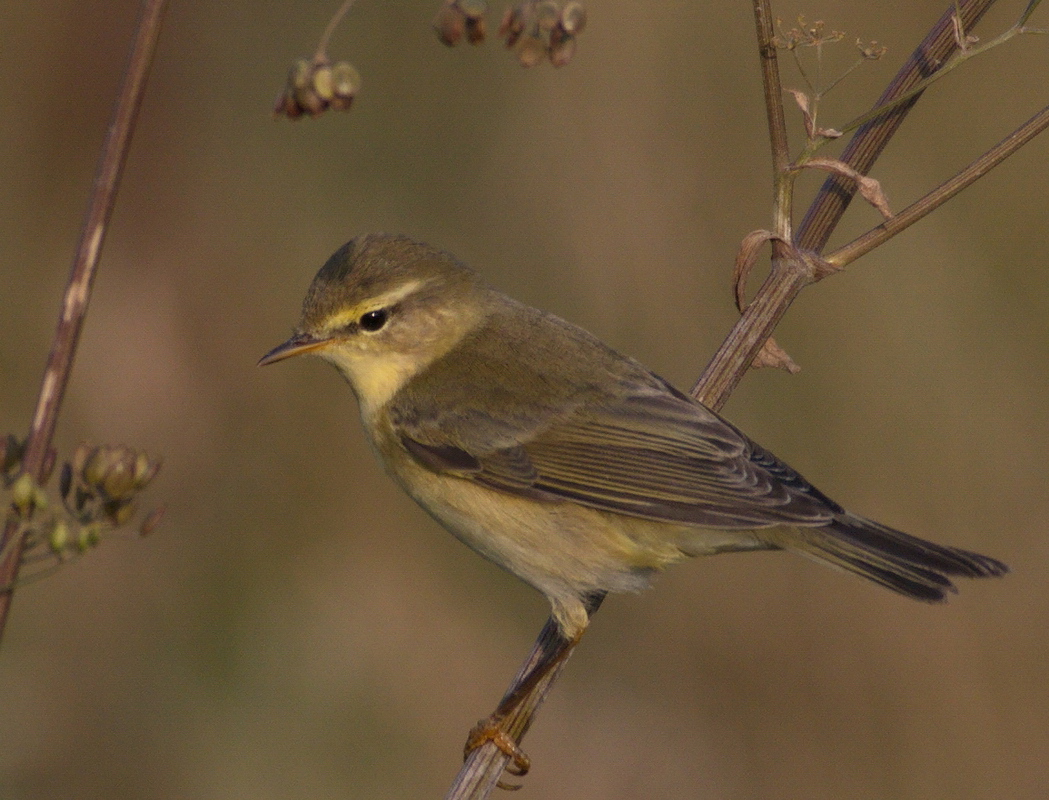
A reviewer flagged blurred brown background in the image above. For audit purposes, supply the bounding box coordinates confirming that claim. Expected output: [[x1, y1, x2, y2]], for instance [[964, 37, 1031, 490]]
[[1, 1, 1046, 798]]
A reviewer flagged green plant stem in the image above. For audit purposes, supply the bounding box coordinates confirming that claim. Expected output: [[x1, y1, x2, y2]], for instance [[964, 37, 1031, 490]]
[[0, 0, 168, 642]]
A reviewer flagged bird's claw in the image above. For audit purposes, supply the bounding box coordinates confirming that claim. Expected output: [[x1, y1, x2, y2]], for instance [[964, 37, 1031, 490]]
[[464, 716, 532, 790]]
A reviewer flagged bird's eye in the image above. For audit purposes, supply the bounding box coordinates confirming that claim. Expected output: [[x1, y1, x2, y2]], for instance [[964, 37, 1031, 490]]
[[359, 309, 388, 332]]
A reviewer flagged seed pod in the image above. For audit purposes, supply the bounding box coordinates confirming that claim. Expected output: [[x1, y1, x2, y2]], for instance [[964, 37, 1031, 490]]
[[499, 4, 527, 46], [535, 1, 560, 32], [102, 460, 135, 499], [331, 62, 361, 100], [433, 3, 466, 46], [549, 29, 577, 67], [560, 2, 587, 35], [82, 446, 108, 487], [312, 64, 335, 101], [517, 34, 546, 67]]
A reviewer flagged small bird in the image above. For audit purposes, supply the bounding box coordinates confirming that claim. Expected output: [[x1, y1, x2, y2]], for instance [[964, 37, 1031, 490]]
[[260, 233, 1007, 772]]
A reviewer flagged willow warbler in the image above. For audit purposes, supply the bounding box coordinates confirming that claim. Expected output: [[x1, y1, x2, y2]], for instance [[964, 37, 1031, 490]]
[[260, 234, 1007, 641]]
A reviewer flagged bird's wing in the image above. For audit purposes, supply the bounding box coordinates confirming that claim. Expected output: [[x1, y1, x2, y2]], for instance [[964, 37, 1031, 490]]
[[395, 382, 842, 530]]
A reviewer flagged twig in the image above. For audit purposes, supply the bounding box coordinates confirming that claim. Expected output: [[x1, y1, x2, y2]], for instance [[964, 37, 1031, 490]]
[[796, 0, 997, 253], [0, 0, 169, 642], [691, 0, 999, 410], [827, 103, 1049, 269], [315, 0, 357, 62], [448, 618, 572, 797]]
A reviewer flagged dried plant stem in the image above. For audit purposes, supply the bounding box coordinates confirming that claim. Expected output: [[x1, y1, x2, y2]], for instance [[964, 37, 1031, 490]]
[[0, 0, 168, 642], [692, 0, 1001, 409], [828, 102, 1049, 269], [797, 0, 997, 253], [315, 0, 357, 61]]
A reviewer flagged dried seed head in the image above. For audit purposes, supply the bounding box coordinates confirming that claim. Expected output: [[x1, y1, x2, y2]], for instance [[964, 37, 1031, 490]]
[[498, 4, 527, 46], [275, 57, 360, 119], [535, 1, 560, 32], [548, 28, 577, 67], [559, 2, 586, 35], [434, 0, 488, 46], [517, 34, 546, 67], [457, 0, 488, 19], [433, 3, 467, 45], [856, 38, 887, 60]]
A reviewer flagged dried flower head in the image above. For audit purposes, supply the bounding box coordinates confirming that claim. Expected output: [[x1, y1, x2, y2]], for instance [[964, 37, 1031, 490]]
[[63, 443, 162, 528], [434, 0, 489, 46], [274, 58, 361, 120], [774, 15, 844, 50], [495, 1, 587, 67], [856, 38, 888, 60]]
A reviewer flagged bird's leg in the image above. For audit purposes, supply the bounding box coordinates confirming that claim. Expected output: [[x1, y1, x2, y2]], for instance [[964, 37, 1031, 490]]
[[464, 592, 605, 789]]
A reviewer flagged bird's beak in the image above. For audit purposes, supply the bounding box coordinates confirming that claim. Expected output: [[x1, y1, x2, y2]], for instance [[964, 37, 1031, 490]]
[[257, 332, 332, 366]]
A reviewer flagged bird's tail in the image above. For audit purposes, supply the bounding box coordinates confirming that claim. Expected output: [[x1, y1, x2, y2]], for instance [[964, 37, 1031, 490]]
[[761, 513, 1009, 601]]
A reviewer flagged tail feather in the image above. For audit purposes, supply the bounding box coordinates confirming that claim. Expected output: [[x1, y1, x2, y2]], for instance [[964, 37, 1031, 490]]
[[762, 513, 1009, 601]]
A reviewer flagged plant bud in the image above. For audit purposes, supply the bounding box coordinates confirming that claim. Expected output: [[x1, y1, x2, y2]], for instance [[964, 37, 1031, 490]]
[[77, 525, 101, 553], [60, 462, 72, 499], [102, 460, 135, 499], [465, 14, 486, 44], [112, 500, 136, 526], [82, 446, 108, 487], [10, 473, 35, 511], [133, 453, 161, 489], [49, 520, 70, 555]]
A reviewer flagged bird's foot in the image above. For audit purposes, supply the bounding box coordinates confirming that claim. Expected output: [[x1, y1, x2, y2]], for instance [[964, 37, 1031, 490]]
[[464, 715, 531, 791]]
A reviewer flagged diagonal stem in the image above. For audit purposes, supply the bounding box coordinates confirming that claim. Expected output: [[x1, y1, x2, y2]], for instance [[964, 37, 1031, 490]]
[[448, 594, 603, 799], [691, 0, 999, 412], [796, 0, 997, 253], [0, 0, 169, 642], [826, 103, 1049, 269]]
